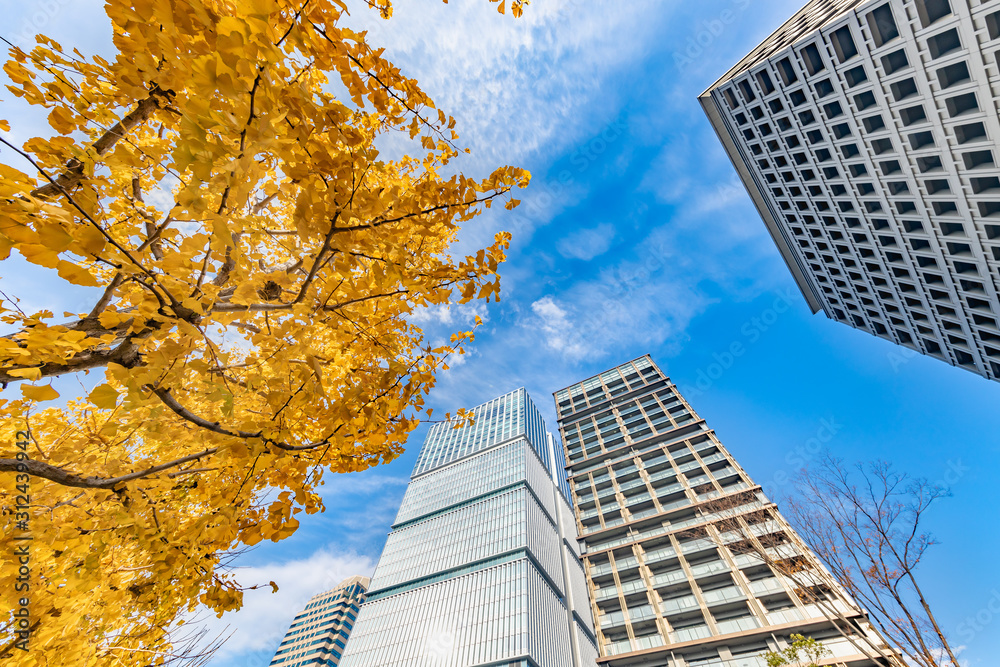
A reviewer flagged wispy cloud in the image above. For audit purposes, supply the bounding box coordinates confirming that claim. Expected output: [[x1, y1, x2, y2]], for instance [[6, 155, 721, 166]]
[[195, 549, 376, 666], [557, 222, 616, 261]]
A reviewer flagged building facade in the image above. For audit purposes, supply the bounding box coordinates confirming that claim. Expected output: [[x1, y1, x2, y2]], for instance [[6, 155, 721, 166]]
[[340, 388, 598, 667], [269, 576, 370, 667], [555, 356, 899, 666], [700, 0, 1000, 382]]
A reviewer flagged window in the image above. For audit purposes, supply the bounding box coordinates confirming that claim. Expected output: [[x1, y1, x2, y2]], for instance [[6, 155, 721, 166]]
[[832, 123, 852, 139], [723, 89, 739, 109], [971, 176, 1000, 194], [769, 98, 784, 113], [890, 78, 918, 101], [963, 150, 995, 169], [909, 131, 935, 149], [881, 160, 902, 175], [868, 4, 900, 47], [841, 143, 860, 158], [815, 79, 835, 97], [844, 65, 868, 87], [925, 179, 950, 194], [917, 155, 943, 172], [881, 49, 909, 75], [806, 130, 824, 144], [937, 61, 970, 89], [871, 138, 894, 154], [941, 222, 965, 236], [927, 28, 961, 59], [916, 0, 952, 28], [756, 70, 775, 95], [946, 92, 978, 117], [849, 163, 868, 177], [933, 201, 958, 215], [802, 43, 825, 75], [777, 57, 797, 85], [863, 115, 886, 133], [954, 122, 986, 144], [831, 25, 858, 62], [899, 105, 927, 126], [854, 90, 877, 110], [987, 11, 1000, 41], [888, 181, 909, 195], [789, 89, 807, 106], [824, 101, 843, 119], [815, 147, 831, 161], [799, 110, 816, 125]]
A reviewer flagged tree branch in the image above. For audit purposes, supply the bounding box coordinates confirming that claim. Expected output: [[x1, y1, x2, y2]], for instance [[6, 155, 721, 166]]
[[31, 88, 171, 199]]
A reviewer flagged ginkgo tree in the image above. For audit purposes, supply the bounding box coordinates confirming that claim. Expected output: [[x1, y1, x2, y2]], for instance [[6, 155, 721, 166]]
[[0, 0, 528, 663]]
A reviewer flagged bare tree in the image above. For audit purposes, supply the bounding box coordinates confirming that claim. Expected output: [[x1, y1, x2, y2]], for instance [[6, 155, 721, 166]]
[[691, 491, 904, 666], [782, 457, 960, 667]]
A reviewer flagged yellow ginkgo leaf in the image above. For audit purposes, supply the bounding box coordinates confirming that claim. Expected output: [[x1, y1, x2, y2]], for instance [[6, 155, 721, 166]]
[[22, 383, 60, 401], [88, 383, 119, 409]]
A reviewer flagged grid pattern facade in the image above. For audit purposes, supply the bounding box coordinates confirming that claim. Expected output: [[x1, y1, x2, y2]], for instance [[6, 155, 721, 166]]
[[340, 390, 597, 667], [412, 388, 549, 476], [269, 576, 370, 667], [555, 356, 897, 666], [700, 0, 1000, 382]]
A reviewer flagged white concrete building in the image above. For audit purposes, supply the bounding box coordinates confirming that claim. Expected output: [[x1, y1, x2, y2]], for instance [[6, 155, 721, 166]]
[[701, 0, 1000, 382]]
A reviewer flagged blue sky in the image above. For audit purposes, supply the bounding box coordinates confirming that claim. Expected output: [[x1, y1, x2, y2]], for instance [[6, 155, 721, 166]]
[[2, 0, 999, 664]]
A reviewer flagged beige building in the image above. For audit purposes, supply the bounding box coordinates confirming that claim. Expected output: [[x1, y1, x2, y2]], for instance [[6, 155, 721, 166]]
[[269, 576, 370, 667], [555, 356, 901, 666], [701, 0, 1000, 382]]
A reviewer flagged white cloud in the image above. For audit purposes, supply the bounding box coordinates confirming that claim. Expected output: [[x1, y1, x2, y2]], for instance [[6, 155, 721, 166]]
[[408, 301, 489, 327], [530, 295, 589, 359], [557, 223, 616, 261], [193, 550, 376, 663]]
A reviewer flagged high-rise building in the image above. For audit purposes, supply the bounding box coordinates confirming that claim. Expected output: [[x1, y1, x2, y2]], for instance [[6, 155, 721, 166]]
[[269, 576, 370, 667], [555, 356, 899, 665], [700, 0, 1000, 382], [339, 388, 598, 667]]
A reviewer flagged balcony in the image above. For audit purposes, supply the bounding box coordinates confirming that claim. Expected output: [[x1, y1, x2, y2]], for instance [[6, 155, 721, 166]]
[[765, 607, 804, 625], [624, 492, 652, 507], [620, 578, 648, 596], [643, 546, 677, 563], [634, 633, 666, 650], [661, 595, 700, 615], [603, 639, 632, 656], [715, 615, 760, 634], [594, 586, 618, 602], [688, 561, 729, 578], [651, 569, 687, 587], [599, 611, 627, 630], [589, 562, 615, 577], [701, 585, 746, 606], [627, 604, 658, 623], [749, 578, 785, 596], [669, 624, 712, 643]]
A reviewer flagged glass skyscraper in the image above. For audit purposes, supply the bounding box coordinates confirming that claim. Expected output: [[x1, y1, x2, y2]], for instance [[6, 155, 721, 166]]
[[340, 388, 598, 667], [269, 575, 370, 667], [556, 357, 900, 666]]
